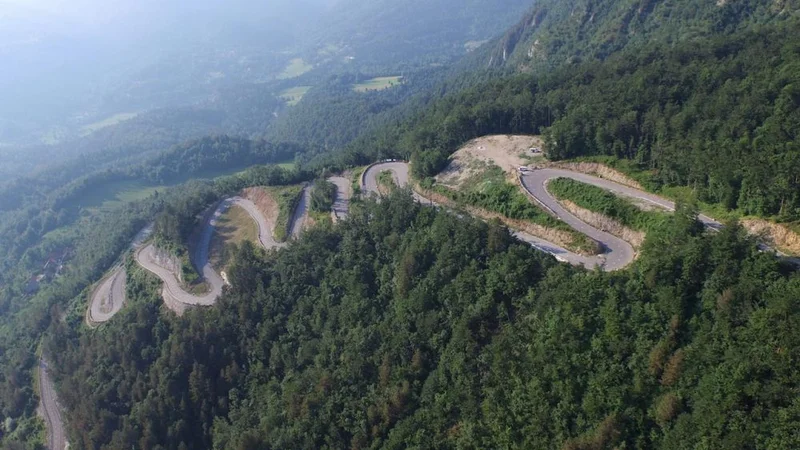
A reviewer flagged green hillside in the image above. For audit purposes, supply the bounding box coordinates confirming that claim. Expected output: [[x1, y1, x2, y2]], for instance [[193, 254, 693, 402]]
[[482, 0, 800, 70]]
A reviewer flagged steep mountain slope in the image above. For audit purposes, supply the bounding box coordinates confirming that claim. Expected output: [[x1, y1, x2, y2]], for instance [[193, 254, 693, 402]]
[[483, 0, 800, 70], [311, 0, 535, 68]]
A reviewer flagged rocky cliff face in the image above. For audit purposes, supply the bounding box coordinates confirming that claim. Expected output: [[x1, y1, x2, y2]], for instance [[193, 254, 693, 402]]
[[487, 8, 548, 68]]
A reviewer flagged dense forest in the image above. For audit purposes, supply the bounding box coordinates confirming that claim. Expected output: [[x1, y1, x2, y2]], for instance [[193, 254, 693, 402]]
[[483, 0, 799, 70], [0, 0, 798, 447], [42, 192, 800, 449], [324, 18, 800, 221], [0, 164, 306, 446]]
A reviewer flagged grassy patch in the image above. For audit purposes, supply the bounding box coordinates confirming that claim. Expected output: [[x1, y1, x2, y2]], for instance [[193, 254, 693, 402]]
[[311, 179, 337, 213], [279, 86, 312, 106], [351, 166, 367, 196], [433, 165, 597, 253], [377, 170, 396, 192], [278, 58, 313, 80], [81, 112, 139, 135], [352, 76, 403, 93], [549, 178, 670, 232], [210, 205, 259, 269], [79, 180, 173, 214], [568, 156, 657, 189], [266, 185, 305, 242], [566, 155, 744, 222]]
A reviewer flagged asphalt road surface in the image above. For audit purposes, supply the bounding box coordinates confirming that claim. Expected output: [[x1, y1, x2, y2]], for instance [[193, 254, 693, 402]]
[[135, 197, 282, 308], [363, 162, 712, 271], [289, 186, 312, 239], [87, 223, 154, 325], [328, 176, 351, 222], [361, 162, 612, 269], [519, 170, 639, 270], [38, 358, 67, 450], [87, 267, 126, 323]]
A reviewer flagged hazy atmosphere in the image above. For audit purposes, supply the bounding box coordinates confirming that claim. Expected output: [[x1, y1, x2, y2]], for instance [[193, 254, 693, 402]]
[[1, 0, 799, 449]]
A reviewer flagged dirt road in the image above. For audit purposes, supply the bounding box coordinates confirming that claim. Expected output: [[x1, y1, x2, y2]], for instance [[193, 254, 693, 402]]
[[38, 358, 67, 450]]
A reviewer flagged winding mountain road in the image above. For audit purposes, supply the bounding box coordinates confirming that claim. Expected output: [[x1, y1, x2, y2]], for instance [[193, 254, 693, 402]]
[[328, 176, 351, 222], [86, 224, 153, 325], [135, 197, 283, 309], [38, 358, 67, 450], [289, 186, 312, 238], [362, 162, 732, 271], [87, 267, 126, 323]]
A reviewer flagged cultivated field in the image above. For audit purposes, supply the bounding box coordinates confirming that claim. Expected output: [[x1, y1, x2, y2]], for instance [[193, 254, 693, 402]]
[[279, 86, 312, 106], [81, 112, 139, 135], [352, 76, 403, 93], [278, 58, 313, 79]]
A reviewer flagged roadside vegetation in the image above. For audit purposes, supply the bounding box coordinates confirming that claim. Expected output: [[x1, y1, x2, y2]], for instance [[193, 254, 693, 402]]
[[310, 179, 337, 213], [427, 165, 599, 255], [209, 205, 259, 270], [267, 185, 305, 243], [376, 170, 396, 192], [45, 191, 800, 449], [548, 178, 670, 233], [350, 166, 366, 196]]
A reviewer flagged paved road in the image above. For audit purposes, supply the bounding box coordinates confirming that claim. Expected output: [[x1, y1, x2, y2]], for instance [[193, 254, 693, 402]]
[[362, 162, 691, 271], [520, 170, 639, 270], [88, 267, 126, 323], [289, 186, 312, 239], [328, 176, 351, 222], [87, 224, 154, 325], [38, 358, 67, 450], [522, 168, 722, 229], [135, 197, 281, 308], [361, 162, 609, 269], [362, 162, 433, 204]]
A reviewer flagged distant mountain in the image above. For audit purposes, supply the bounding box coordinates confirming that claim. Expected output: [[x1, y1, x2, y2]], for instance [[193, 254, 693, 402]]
[[481, 0, 799, 70], [310, 0, 535, 68]]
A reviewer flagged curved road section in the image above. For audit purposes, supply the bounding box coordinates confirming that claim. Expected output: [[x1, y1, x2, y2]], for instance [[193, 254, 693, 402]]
[[88, 268, 126, 323], [87, 224, 153, 325], [328, 176, 351, 222], [289, 186, 312, 239], [38, 358, 67, 450], [362, 162, 731, 271], [135, 197, 282, 309]]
